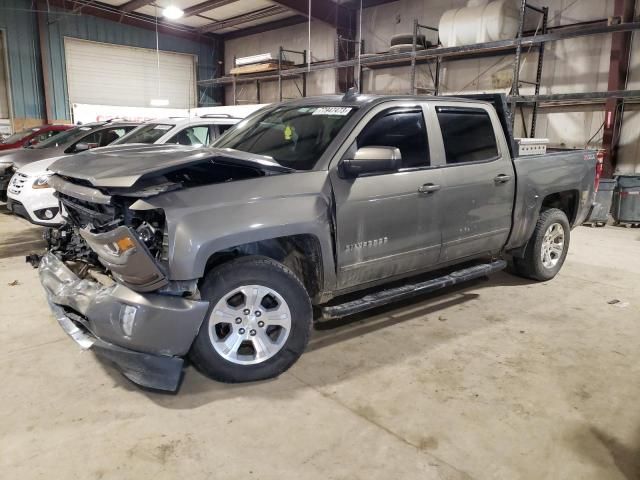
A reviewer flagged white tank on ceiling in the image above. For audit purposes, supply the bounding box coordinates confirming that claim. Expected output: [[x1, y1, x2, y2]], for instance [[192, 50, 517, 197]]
[[438, 0, 520, 48]]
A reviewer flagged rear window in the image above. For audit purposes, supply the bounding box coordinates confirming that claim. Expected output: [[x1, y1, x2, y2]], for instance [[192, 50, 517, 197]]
[[114, 123, 174, 145], [436, 107, 498, 164], [218, 124, 234, 135]]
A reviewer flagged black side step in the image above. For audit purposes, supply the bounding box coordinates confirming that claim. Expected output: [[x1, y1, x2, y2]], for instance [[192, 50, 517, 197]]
[[321, 260, 507, 320]]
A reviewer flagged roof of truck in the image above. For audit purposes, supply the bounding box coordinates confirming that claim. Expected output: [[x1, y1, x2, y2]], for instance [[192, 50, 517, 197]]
[[276, 93, 491, 108]]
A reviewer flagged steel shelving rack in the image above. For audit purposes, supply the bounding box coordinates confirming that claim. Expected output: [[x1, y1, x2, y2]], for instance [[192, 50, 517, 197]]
[[200, 0, 640, 137]]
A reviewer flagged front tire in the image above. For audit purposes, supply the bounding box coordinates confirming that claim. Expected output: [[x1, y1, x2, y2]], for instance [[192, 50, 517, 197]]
[[512, 208, 570, 281], [190, 256, 312, 383]]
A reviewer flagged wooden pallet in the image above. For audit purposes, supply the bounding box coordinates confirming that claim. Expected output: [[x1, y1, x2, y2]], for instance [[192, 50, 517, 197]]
[[230, 60, 295, 75]]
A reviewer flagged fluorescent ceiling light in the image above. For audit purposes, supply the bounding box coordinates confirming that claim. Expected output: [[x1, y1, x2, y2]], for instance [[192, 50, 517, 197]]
[[162, 5, 184, 19], [150, 99, 170, 106]]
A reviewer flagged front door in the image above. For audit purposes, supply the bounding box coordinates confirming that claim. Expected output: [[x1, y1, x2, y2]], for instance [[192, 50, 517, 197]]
[[330, 105, 443, 290], [432, 104, 516, 262]]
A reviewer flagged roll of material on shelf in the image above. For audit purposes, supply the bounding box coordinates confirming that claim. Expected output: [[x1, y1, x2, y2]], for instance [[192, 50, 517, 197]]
[[390, 33, 429, 48]]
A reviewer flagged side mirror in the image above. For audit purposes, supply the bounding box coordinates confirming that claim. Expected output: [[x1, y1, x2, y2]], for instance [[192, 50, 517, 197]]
[[74, 142, 90, 153], [341, 146, 402, 177]]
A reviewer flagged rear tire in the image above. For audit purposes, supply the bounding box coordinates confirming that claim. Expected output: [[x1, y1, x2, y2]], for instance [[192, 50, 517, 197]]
[[512, 208, 570, 281], [190, 255, 312, 383]]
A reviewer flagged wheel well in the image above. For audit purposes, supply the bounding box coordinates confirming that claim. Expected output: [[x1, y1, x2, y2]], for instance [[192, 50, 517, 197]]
[[204, 235, 324, 298], [541, 190, 578, 224]]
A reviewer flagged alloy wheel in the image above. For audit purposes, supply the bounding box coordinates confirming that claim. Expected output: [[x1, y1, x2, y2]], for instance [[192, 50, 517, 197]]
[[208, 284, 292, 365], [541, 222, 565, 269]]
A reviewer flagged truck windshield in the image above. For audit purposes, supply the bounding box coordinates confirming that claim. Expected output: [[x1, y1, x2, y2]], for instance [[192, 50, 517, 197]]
[[113, 123, 174, 145], [215, 105, 355, 170]]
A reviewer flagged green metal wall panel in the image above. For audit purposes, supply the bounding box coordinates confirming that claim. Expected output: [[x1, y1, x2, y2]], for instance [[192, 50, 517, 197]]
[[0, 0, 221, 126], [0, 0, 46, 125]]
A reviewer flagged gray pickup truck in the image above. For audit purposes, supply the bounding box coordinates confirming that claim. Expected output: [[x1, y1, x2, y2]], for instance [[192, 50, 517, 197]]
[[34, 93, 597, 391]]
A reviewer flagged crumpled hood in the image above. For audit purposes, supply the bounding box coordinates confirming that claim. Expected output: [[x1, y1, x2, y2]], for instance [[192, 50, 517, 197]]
[[0, 145, 66, 169], [49, 145, 292, 188]]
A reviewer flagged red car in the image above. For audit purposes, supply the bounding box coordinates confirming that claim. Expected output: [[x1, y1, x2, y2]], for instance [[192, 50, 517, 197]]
[[0, 124, 73, 151]]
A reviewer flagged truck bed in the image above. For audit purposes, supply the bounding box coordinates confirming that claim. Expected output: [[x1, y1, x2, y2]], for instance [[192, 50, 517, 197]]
[[507, 148, 597, 251]]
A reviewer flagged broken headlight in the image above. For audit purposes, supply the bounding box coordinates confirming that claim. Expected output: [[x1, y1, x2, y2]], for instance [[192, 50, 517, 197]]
[[32, 175, 52, 189]]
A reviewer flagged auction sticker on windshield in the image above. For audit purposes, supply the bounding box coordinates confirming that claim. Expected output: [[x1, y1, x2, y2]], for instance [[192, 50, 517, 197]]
[[312, 107, 352, 116]]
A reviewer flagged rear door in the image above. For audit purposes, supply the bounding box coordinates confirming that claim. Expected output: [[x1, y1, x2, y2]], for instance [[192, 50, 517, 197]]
[[430, 103, 515, 262], [330, 102, 444, 290]]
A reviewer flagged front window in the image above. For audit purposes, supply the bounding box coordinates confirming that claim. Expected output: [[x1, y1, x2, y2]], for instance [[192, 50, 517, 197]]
[[215, 105, 356, 170], [31, 126, 95, 149], [358, 109, 429, 168], [65, 127, 133, 153], [113, 123, 174, 145]]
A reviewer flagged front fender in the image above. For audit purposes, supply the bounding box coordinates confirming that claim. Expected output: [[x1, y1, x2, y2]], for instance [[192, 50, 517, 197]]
[[145, 171, 337, 290]]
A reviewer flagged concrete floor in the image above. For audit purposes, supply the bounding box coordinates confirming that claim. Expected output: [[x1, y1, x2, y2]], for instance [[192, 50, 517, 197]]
[[1, 204, 639, 480]]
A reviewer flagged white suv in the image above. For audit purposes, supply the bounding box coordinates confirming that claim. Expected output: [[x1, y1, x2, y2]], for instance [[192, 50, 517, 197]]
[[6, 112, 259, 226], [110, 115, 242, 147]]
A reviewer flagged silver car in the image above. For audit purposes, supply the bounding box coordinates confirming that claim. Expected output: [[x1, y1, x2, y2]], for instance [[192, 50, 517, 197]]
[[0, 121, 138, 200]]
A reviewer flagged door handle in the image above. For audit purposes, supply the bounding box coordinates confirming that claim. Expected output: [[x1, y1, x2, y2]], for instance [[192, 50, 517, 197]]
[[494, 174, 512, 184], [418, 183, 441, 194]]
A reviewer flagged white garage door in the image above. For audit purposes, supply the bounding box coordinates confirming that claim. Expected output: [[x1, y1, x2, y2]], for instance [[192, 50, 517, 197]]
[[64, 38, 196, 109]]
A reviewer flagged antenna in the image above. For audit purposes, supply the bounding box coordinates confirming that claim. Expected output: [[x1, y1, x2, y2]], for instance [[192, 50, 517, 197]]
[[343, 87, 359, 102]]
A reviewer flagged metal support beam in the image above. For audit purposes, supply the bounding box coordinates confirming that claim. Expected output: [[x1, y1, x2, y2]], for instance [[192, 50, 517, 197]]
[[278, 46, 283, 102], [36, 0, 55, 122], [47, 0, 219, 44], [222, 15, 308, 39], [530, 6, 548, 137], [410, 19, 418, 95], [232, 76, 237, 106], [302, 49, 308, 97], [334, 0, 357, 93], [183, 0, 239, 16], [602, 0, 636, 177], [509, 0, 527, 127], [119, 0, 153, 13], [199, 5, 289, 33], [269, 0, 352, 31], [514, 89, 640, 104]]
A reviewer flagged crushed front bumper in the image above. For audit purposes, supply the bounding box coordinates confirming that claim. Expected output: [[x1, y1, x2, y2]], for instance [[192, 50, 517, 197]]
[[39, 252, 210, 391]]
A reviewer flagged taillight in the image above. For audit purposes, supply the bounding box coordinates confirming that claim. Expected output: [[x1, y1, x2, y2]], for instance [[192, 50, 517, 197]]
[[594, 150, 604, 192]]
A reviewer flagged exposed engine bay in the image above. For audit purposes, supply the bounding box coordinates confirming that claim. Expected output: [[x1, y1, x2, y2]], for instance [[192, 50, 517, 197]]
[[54, 191, 166, 263], [29, 154, 283, 291]]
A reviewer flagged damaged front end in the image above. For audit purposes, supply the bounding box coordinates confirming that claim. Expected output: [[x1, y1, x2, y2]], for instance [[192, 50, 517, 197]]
[[33, 147, 293, 390], [35, 175, 209, 391]]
